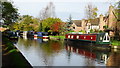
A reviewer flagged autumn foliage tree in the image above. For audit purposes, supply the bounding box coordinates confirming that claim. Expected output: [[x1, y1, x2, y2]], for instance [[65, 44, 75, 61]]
[[50, 22, 62, 32], [41, 18, 62, 32]]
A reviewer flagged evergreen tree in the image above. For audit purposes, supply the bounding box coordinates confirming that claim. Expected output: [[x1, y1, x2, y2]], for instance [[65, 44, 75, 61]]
[[66, 14, 73, 31], [1, 1, 19, 28]]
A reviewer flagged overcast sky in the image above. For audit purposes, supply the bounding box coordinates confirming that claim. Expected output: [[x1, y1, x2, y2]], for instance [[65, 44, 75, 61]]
[[11, 0, 118, 21]]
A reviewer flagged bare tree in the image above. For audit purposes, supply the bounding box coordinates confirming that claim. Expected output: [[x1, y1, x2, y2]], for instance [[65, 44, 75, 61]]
[[39, 2, 56, 31], [85, 3, 98, 19], [39, 2, 56, 20]]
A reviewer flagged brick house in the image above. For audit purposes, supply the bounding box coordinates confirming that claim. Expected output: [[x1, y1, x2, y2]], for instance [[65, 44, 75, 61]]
[[71, 20, 83, 32], [71, 5, 116, 34]]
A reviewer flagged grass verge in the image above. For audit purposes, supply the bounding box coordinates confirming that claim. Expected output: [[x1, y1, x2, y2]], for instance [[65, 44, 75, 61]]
[[49, 36, 65, 39], [111, 40, 120, 46]]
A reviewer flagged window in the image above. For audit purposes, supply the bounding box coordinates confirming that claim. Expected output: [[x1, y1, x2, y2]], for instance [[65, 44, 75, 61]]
[[68, 35, 70, 38], [88, 25, 90, 29], [77, 36, 79, 39], [100, 37, 102, 40], [71, 36, 73, 38], [73, 27, 75, 29]]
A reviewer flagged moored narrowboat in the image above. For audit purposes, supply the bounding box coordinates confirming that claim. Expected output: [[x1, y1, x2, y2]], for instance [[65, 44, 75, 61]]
[[65, 33, 111, 44], [34, 32, 49, 39]]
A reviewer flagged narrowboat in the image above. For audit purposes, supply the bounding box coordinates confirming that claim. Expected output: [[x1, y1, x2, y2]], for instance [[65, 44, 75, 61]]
[[3, 31, 18, 38], [34, 32, 49, 39], [65, 32, 111, 44]]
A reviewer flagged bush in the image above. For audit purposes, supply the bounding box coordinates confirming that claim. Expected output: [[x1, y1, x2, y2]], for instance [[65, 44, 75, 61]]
[[90, 29, 94, 33], [99, 30, 103, 33]]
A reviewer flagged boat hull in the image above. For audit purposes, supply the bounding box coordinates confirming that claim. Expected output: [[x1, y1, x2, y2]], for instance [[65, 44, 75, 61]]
[[64, 39, 111, 50]]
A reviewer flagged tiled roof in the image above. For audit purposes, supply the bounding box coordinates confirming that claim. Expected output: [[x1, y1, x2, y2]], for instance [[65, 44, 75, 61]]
[[89, 18, 99, 25], [72, 20, 82, 27]]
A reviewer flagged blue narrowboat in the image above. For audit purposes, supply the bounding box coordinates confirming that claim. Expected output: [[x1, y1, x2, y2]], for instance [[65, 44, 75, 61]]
[[34, 32, 49, 39]]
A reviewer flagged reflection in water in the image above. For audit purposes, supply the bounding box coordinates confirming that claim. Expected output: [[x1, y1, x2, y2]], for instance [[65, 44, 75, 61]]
[[107, 51, 120, 66], [13, 37, 120, 66], [65, 43, 109, 66], [15, 37, 64, 66]]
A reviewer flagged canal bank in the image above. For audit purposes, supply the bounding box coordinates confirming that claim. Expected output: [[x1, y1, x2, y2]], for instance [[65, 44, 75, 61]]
[[111, 40, 120, 49], [49, 36, 65, 40], [2, 36, 32, 68]]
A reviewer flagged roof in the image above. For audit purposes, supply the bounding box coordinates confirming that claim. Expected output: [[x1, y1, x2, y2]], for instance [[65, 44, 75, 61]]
[[72, 20, 82, 27], [89, 18, 99, 25]]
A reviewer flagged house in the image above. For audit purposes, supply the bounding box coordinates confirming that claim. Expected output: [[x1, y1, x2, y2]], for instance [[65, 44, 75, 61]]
[[0, 27, 8, 32], [71, 15, 105, 33], [71, 20, 83, 32], [71, 5, 116, 35]]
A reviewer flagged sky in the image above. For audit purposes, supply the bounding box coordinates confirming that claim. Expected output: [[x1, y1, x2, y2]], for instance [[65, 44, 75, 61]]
[[11, 0, 119, 21]]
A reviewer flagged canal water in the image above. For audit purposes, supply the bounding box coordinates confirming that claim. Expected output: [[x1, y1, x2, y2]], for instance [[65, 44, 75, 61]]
[[13, 37, 120, 66]]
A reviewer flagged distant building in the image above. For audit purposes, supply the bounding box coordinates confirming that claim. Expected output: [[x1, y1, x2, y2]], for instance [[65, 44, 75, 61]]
[[0, 27, 8, 32], [71, 5, 117, 35]]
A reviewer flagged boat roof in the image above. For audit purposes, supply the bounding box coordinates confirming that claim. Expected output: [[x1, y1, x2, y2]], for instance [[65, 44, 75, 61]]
[[67, 33, 106, 35], [37, 32, 48, 33]]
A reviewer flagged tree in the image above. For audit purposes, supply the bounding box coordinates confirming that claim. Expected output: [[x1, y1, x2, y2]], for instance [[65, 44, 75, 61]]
[[12, 15, 40, 31], [50, 22, 63, 32], [41, 18, 62, 32], [85, 3, 98, 19], [1, 1, 19, 28], [39, 2, 56, 32], [66, 14, 73, 31], [39, 2, 55, 20]]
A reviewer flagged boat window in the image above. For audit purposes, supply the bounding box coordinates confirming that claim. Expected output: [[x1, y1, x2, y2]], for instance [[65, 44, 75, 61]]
[[38, 32, 40, 34], [91, 37, 93, 39], [42, 33, 48, 36], [88, 25, 90, 29], [68, 35, 70, 38], [77, 36, 79, 39], [71, 35, 74, 38], [100, 37, 102, 40]]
